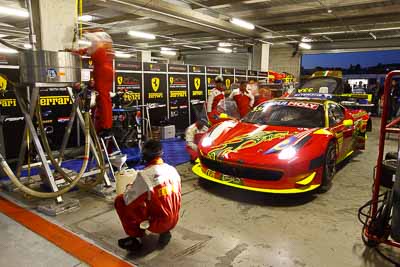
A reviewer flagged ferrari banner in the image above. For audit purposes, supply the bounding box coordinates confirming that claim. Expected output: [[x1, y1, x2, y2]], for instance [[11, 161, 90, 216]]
[[168, 74, 189, 130], [144, 73, 168, 125], [189, 74, 206, 124], [115, 72, 142, 102]]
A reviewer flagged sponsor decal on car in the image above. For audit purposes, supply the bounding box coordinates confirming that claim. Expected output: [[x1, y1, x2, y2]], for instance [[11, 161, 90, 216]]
[[207, 130, 289, 160], [57, 117, 70, 123]]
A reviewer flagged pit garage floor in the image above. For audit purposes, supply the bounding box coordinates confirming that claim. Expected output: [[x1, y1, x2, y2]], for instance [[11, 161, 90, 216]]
[[1, 117, 400, 267]]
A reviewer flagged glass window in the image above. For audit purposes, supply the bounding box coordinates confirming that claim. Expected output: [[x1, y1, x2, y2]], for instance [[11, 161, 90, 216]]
[[328, 104, 344, 126]]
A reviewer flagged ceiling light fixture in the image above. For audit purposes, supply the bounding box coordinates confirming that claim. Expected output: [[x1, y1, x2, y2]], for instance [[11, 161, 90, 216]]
[[327, 9, 333, 13], [0, 47, 18, 54], [217, 47, 232, 53], [243, 0, 271, 4], [210, 4, 231, 9], [161, 47, 176, 51], [115, 52, 131, 58], [78, 15, 93, 22], [128, 30, 156, 40], [299, 42, 312, 49], [218, 42, 232, 47], [0, 6, 29, 18], [369, 32, 377, 40], [229, 18, 255, 30], [23, 43, 32, 49], [301, 37, 312, 42], [160, 50, 177, 56], [183, 45, 201, 50]]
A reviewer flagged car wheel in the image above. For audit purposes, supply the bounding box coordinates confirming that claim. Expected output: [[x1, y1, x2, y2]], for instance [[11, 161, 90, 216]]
[[319, 142, 336, 193]]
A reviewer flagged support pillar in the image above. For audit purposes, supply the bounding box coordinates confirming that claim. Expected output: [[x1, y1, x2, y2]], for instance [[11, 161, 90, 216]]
[[31, 0, 76, 51], [251, 43, 270, 71]]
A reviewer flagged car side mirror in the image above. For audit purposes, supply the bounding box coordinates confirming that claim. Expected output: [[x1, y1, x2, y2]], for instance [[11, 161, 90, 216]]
[[343, 119, 353, 127]]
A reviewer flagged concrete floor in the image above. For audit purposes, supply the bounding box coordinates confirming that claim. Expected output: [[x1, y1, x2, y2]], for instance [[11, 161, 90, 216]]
[[1, 117, 400, 266]]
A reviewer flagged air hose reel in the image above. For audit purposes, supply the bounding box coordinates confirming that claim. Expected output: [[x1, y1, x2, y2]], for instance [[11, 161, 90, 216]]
[[0, 50, 111, 205]]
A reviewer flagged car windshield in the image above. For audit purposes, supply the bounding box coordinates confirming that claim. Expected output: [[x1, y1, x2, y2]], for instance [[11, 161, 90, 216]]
[[242, 101, 325, 128], [296, 78, 339, 94]]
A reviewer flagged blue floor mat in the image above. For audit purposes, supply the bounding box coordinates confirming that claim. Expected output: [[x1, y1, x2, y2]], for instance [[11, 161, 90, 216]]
[[0, 138, 190, 181]]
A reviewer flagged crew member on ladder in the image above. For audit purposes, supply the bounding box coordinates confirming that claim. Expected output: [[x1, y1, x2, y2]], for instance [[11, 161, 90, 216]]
[[115, 140, 182, 251], [229, 81, 254, 118], [207, 75, 225, 123], [70, 30, 114, 136]]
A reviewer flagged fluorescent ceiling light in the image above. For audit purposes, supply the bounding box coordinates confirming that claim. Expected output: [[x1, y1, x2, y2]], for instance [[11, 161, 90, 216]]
[[160, 50, 177, 56], [327, 9, 333, 13], [23, 43, 32, 49], [0, 47, 18, 54], [161, 47, 176, 51], [217, 47, 232, 53], [0, 6, 29, 18], [78, 39, 91, 46], [218, 42, 232, 47], [229, 18, 255, 30], [369, 32, 377, 40], [78, 15, 93, 22], [183, 45, 201, 50], [301, 37, 312, 42], [128, 30, 156, 40], [243, 0, 271, 4], [299, 42, 312, 49], [115, 52, 131, 58], [210, 4, 231, 9]]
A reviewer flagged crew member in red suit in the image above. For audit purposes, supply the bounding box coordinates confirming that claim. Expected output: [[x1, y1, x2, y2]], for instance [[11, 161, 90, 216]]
[[71, 30, 114, 136], [185, 118, 209, 162], [229, 81, 254, 118], [207, 76, 225, 123], [254, 88, 272, 106], [115, 140, 182, 251]]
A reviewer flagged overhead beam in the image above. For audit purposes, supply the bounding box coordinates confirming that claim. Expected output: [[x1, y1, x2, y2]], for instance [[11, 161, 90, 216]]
[[93, 0, 260, 38]]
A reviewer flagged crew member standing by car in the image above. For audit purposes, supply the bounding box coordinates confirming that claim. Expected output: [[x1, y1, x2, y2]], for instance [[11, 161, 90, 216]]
[[229, 81, 254, 118], [69, 30, 114, 136], [207, 76, 225, 123], [185, 119, 209, 162], [115, 140, 181, 251]]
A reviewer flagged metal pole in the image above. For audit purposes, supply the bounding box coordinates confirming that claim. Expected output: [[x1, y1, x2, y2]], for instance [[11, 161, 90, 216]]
[[25, 0, 36, 51]]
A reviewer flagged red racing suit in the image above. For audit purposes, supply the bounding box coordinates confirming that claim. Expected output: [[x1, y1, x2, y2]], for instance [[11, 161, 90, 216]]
[[77, 47, 114, 132], [114, 158, 181, 237], [229, 89, 254, 118], [207, 88, 225, 123]]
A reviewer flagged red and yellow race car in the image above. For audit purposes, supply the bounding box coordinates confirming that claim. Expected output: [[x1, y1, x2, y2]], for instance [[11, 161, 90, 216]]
[[193, 98, 370, 193]]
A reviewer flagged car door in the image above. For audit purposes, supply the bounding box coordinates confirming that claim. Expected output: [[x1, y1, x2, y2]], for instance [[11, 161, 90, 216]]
[[328, 103, 352, 160]]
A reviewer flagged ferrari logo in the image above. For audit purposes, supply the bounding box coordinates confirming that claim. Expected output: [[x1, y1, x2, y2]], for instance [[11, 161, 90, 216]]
[[0, 75, 7, 93], [207, 77, 211, 84], [194, 77, 201, 90], [151, 77, 160, 92], [117, 76, 123, 85], [207, 131, 288, 160], [169, 76, 174, 85], [225, 79, 231, 89], [88, 59, 93, 66]]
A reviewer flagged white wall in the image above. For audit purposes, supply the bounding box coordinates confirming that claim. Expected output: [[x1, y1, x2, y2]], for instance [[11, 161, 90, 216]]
[[269, 47, 301, 79]]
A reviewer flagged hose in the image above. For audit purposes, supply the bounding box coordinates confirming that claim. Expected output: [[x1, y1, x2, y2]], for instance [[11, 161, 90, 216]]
[[0, 112, 91, 198], [36, 93, 106, 190]]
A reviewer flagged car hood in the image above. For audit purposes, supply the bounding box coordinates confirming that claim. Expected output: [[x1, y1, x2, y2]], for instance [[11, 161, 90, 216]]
[[199, 120, 317, 161]]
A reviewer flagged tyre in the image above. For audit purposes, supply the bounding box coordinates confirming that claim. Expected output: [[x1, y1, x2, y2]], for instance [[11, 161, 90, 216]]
[[319, 142, 336, 193]]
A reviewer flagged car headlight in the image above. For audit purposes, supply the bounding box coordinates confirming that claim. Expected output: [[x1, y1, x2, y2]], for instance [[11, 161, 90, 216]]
[[278, 146, 297, 160], [201, 136, 212, 147]]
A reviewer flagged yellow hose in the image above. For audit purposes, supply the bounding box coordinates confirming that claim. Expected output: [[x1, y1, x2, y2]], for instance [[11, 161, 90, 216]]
[[36, 96, 106, 190], [0, 112, 91, 198]]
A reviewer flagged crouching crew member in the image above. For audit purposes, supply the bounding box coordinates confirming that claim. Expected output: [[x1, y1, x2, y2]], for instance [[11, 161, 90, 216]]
[[229, 81, 254, 118], [115, 140, 182, 251], [185, 119, 209, 162]]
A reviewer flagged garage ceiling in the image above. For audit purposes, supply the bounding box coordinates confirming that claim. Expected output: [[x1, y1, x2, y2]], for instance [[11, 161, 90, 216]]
[[1, 0, 400, 54]]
